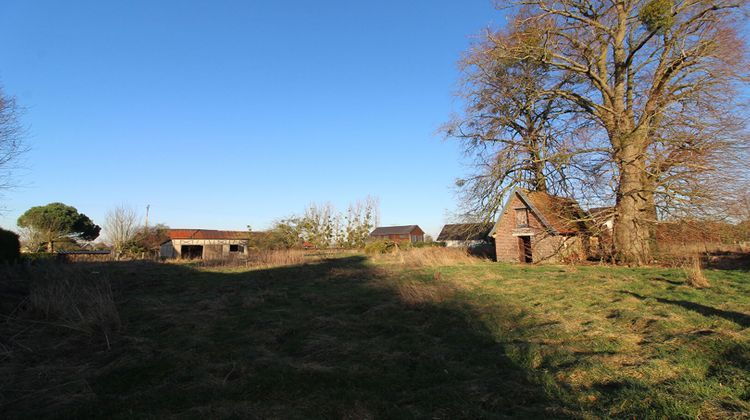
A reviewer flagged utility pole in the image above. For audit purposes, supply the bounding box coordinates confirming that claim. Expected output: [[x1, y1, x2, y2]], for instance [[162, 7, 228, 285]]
[[145, 204, 150, 230]]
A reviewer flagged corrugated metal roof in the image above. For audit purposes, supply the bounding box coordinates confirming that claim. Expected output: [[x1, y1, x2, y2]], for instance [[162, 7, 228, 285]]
[[167, 229, 251, 240], [370, 225, 420, 236]]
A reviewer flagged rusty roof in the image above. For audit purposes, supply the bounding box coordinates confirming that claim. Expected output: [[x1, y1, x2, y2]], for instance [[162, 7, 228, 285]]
[[166, 229, 252, 240], [520, 190, 589, 235]]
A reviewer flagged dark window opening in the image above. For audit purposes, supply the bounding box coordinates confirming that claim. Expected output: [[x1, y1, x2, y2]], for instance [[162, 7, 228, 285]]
[[229, 244, 239, 252]]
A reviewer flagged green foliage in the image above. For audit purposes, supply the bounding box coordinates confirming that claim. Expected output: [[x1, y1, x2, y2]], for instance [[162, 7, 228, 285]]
[[364, 239, 398, 254], [639, 0, 674, 33], [17, 203, 100, 251], [0, 228, 20, 263], [248, 220, 302, 250]]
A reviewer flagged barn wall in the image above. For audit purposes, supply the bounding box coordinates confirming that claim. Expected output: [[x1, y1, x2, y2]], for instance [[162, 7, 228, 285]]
[[371, 228, 424, 243], [160, 241, 177, 259], [160, 239, 248, 259]]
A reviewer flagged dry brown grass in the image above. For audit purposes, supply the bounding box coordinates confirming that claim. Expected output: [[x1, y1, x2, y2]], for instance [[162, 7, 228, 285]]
[[246, 249, 310, 267], [396, 275, 457, 306], [0, 261, 121, 358], [181, 249, 318, 269], [25, 263, 120, 337], [372, 247, 484, 267], [684, 255, 710, 288]]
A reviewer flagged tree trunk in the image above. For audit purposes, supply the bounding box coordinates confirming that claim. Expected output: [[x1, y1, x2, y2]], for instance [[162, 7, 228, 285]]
[[613, 142, 651, 265], [47, 240, 54, 253]]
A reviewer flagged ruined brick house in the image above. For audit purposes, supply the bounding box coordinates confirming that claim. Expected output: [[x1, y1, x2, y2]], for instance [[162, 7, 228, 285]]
[[492, 189, 589, 263], [369, 225, 425, 243], [159, 229, 252, 259]]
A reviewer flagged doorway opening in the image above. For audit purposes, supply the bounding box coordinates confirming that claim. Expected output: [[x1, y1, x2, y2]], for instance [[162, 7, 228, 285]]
[[518, 236, 532, 263], [181, 245, 203, 259]]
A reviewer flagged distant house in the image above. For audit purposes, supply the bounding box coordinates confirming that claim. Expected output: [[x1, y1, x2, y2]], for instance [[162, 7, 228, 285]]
[[160, 229, 254, 259], [437, 223, 494, 248], [492, 189, 589, 263], [369, 225, 425, 243]]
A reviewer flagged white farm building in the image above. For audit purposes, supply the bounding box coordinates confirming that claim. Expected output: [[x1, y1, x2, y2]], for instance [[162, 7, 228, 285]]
[[160, 229, 251, 259]]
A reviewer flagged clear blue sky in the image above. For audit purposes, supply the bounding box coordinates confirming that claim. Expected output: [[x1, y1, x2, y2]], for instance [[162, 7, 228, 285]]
[[0, 1, 506, 238]]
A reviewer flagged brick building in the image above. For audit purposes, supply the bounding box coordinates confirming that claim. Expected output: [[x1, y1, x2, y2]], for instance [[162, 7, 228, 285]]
[[369, 225, 425, 243], [492, 189, 589, 263]]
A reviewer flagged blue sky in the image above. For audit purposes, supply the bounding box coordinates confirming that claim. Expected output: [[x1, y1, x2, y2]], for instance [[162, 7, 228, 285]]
[[0, 1, 505, 238]]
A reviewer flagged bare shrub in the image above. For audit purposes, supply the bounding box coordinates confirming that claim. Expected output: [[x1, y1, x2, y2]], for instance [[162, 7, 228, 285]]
[[684, 255, 710, 289]]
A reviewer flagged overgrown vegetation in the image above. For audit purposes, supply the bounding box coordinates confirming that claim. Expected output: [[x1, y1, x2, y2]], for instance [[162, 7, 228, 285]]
[[253, 197, 380, 250], [17, 202, 101, 252], [0, 251, 747, 417], [0, 227, 20, 263]]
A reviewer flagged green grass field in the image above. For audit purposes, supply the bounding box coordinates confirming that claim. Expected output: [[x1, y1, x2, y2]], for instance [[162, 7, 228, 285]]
[[1, 254, 749, 418]]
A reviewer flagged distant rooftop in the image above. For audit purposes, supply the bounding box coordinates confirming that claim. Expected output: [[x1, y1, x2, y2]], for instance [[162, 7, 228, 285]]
[[370, 225, 420, 236], [167, 229, 253, 241]]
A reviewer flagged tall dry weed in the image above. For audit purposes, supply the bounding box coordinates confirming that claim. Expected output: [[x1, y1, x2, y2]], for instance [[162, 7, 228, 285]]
[[248, 249, 310, 267], [684, 255, 710, 288], [196, 249, 316, 269], [2, 262, 121, 346]]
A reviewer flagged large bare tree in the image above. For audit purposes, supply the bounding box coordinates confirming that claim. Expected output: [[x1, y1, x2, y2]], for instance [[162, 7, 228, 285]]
[[0, 86, 26, 195], [487, 0, 748, 264], [445, 21, 591, 223], [104, 205, 140, 258]]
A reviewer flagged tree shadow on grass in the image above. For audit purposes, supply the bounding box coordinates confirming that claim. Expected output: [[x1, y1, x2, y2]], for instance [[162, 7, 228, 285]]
[[621, 291, 750, 328], [1, 256, 565, 418]]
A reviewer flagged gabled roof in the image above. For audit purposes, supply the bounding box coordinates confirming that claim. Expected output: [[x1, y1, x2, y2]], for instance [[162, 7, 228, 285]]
[[166, 229, 251, 241], [370, 225, 421, 236], [437, 223, 494, 241], [491, 188, 589, 236]]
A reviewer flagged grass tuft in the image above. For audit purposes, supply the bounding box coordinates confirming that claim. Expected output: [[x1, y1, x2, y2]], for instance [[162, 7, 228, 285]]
[[684, 255, 710, 288]]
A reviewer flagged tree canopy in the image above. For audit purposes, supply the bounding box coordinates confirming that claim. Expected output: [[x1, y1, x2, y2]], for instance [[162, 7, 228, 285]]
[[17, 202, 100, 252]]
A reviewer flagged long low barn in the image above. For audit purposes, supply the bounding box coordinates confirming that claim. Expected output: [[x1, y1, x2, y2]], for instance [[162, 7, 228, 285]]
[[160, 229, 252, 259], [437, 223, 494, 248]]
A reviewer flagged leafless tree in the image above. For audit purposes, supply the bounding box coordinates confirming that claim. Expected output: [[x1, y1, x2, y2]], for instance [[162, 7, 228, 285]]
[[0, 86, 26, 197], [486, 0, 749, 264], [445, 21, 593, 223], [104, 205, 140, 257]]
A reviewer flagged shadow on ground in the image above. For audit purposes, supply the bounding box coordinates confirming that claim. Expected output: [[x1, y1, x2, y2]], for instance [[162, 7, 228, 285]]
[[0, 256, 562, 418], [622, 290, 750, 328]]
